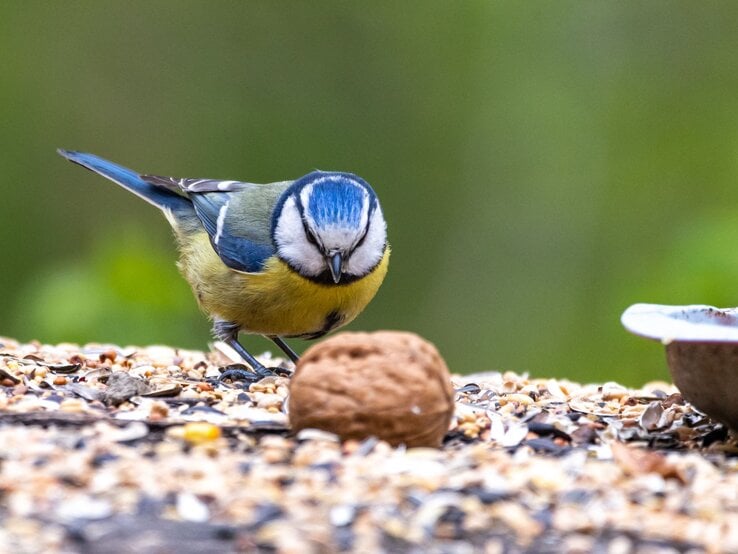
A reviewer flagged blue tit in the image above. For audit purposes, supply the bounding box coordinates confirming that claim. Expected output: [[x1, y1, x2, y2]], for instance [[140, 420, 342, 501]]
[[57, 149, 390, 381]]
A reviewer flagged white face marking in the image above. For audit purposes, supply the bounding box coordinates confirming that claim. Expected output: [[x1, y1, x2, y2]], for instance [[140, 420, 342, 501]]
[[213, 199, 230, 245], [273, 196, 326, 276], [273, 187, 387, 280], [344, 204, 386, 276]]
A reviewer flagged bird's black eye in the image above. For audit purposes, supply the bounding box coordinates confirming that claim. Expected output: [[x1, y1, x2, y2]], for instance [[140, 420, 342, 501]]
[[302, 220, 322, 250], [353, 221, 370, 250]]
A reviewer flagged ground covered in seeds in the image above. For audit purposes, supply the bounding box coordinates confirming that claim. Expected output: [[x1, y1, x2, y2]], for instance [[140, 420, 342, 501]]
[[0, 337, 737, 553]]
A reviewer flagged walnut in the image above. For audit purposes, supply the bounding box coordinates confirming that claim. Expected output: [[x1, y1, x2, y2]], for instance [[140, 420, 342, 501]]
[[288, 331, 454, 447]]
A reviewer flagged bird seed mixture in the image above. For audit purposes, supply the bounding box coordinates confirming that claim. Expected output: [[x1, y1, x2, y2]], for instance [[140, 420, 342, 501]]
[[0, 337, 736, 553]]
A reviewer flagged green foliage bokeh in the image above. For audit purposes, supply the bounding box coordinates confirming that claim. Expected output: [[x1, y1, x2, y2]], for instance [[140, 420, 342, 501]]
[[3, 2, 738, 385]]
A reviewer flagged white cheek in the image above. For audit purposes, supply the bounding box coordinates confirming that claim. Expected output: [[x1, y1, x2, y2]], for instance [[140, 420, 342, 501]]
[[274, 197, 325, 276], [345, 208, 387, 276]]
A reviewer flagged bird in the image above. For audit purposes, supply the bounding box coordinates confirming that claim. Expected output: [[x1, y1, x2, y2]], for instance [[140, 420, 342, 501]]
[[57, 150, 390, 382]]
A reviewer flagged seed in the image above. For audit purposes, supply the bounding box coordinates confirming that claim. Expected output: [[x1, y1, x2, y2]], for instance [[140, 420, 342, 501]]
[[183, 422, 221, 444]]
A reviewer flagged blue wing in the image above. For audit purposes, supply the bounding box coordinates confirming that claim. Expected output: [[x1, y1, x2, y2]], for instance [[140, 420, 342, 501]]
[[142, 175, 288, 273], [191, 192, 275, 273]]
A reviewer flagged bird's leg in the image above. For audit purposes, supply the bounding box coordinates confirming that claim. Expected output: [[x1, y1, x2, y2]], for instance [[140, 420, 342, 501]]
[[213, 320, 274, 383], [270, 336, 300, 364]]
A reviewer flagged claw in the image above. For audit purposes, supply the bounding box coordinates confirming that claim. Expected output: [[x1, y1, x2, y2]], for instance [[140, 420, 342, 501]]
[[218, 363, 291, 384], [218, 366, 262, 384], [272, 366, 293, 378]]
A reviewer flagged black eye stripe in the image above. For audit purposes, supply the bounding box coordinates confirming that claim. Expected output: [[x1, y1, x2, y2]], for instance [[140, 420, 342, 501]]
[[353, 204, 376, 250], [301, 217, 324, 251], [293, 191, 324, 251], [353, 223, 370, 250]]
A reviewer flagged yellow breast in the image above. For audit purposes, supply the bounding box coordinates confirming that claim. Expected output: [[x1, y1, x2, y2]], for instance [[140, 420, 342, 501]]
[[178, 233, 390, 337]]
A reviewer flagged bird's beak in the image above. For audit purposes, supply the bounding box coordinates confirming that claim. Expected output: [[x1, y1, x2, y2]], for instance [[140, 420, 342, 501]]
[[328, 252, 343, 284]]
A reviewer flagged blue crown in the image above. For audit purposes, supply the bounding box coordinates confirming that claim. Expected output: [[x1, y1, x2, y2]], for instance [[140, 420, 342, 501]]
[[272, 171, 377, 234], [306, 174, 367, 228]]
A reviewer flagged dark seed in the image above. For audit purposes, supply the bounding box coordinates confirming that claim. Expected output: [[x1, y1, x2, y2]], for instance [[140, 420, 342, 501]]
[[456, 383, 481, 394], [523, 438, 572, 456], [527, 422, 572, 442]]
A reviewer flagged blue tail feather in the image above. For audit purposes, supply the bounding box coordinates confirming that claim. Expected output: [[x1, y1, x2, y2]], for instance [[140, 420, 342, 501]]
[[57, 149, 191, 213]]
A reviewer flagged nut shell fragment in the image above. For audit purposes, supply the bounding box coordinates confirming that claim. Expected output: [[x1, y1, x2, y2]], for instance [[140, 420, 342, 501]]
[[288, 331, 454, 447]]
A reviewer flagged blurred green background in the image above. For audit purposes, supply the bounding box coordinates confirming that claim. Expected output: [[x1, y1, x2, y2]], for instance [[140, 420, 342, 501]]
[[3, 2, 738, 385]]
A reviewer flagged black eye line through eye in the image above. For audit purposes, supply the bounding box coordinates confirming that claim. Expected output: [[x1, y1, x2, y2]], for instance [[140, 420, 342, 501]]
[[301, 217, 324, 253], [350, 198, 377, 253], [353, 218, 371, 251]]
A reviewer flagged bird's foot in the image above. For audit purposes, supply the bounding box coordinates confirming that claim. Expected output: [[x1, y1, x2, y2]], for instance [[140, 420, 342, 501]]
[[218, 363, 292, 384], [211, 323, 295, 383]]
